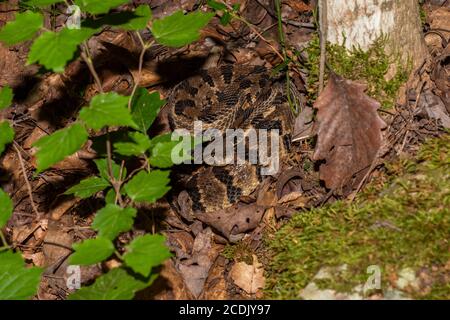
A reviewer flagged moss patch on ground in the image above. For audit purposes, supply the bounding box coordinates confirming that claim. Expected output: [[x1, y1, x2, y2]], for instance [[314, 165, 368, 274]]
[[265, 135, 450, 299], [304, 35, 410, 108]]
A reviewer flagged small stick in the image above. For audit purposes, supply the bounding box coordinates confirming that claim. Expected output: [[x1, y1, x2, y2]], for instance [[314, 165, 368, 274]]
[[13, 142, 41, 218], [318, 0, 328, 94]]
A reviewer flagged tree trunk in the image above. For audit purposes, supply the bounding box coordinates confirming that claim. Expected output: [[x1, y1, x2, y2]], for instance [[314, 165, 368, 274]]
[[322, 0, 428, 69]]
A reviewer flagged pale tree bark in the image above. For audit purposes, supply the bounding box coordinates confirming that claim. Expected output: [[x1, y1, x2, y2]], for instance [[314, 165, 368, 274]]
[[322, 0, 428, 69]]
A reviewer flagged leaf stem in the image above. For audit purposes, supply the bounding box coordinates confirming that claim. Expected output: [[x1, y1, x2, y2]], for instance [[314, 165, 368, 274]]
[[128, 34, 154, 111], [81, 42, 103, 93], [0, 230, 9, 249], [105, 134, 124, 207]]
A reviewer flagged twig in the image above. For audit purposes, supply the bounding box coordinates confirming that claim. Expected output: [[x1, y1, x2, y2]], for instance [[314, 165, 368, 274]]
[[318, 0, 327, 94], [81, 42, 103, 93], [218, 0, 285, 61], [13, 142, 41, 218]]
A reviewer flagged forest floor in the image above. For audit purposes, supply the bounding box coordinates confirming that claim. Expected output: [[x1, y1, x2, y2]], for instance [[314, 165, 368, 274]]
[[0, 1, 449, 300]]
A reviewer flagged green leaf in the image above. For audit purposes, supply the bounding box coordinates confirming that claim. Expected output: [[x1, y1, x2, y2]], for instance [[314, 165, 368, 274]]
[[207, 0, 227, 10], [104, 188, 116, 204], [74, 0, 129, 15], [131, 88, 165, 133], [149, 133, 196, 167], [69, 237, 115, 265], [123, 234, 171, 277], [28, 27, 96, 72], [149, 140, 180, 168], [108, 5, 152, 31], [23, 0, 64, 6], [0, 11, 43, 46], [124, 170, 170, 203], [68, 267, 157, 300], [92, 204, 136, 240], [65, 176, 110, 199], [79, 92, 138, 130], [94, 158, 126, 181], [0, 121, 14, 155], [151, 10, 214, 47], [220, 12, 231, 26], [33, 123, 88, 173], [0, 189, 13, 228], [0, 86, 13, 109], [0, 250, 43, 300], [114, 132, 151, 156]]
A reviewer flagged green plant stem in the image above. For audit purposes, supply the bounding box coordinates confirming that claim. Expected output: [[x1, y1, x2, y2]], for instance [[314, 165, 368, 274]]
[[81, 42, 103, 93], [274, 0, 296, 112], [128, 34, 154, 111], [114, 250, 124, 260], [105, 133, 124, 207], [0, 230, 8, 249], [114, 160, 126, 205]]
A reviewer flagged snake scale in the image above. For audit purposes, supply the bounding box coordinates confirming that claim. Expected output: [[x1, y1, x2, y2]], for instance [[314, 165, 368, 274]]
[[168, 64, 295, 213]]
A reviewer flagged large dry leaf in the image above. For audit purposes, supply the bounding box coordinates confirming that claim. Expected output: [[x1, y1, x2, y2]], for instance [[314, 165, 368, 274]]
[[176, 228, 221, 298], [313, 74, 386, 190], [230, 255, 265, 295]]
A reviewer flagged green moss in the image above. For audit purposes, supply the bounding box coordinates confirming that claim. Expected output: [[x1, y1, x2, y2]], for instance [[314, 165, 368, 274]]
[[222, 242, 254, 265], [304, 34, 410, 109], [265, 135, 450, 299]]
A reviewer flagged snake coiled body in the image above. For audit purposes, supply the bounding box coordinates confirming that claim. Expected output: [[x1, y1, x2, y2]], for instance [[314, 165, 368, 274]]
[[168, 64, 294, 213]]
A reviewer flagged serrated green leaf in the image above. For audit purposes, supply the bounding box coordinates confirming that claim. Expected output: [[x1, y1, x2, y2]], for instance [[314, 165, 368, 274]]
[[0, 11, 43, 46], [151, 10, 214, 47], [124, 170, 170, 203], [103, 5, 152, 31], [114, 132, 151, 156], [123, 234, 171, 277], [0, 86, 13, 110], [28, 27, 96, 72], [68, 267, 157, 300], [92, 204, 136, 240], [0, 189, 13, 229], [0, 121, 14, 155], [69, 237, 115, 265], [149, 133, 196, 166], [79, 92, 137, 130], [33, 123, 88, 173], [23, 0, 64, 6], [94, 158, 126, 181], [131, 88, 165, 133], [0, 250, 43, 300], [74, 0, 129, 15], [65, 176, 110, 199], [149, 140, 180, 168]]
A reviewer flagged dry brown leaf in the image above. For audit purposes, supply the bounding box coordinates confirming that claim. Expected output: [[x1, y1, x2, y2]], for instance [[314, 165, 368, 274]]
[[230, 255, 265, 295], [176, 228, 221, 298], [194, 204, 266, 241], [313, 74, 386, 190], [284, 0, 312, 13]]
